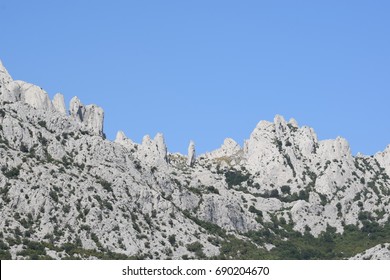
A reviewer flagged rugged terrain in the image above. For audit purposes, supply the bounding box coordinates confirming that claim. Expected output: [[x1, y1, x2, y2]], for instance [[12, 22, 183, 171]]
[[1, 60, 390, 260]]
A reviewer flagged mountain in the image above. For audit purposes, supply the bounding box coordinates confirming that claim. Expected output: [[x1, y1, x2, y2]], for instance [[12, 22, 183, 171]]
[[0, 60, 390, 260]]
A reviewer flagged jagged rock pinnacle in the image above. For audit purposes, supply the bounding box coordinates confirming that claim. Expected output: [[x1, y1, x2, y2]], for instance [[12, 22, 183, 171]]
[[52, 93, 67, 115], [115, 131, 128, 144], [69, 97, 104, 136], [84, 104, 104, 137], [69, 96, 85, 122]]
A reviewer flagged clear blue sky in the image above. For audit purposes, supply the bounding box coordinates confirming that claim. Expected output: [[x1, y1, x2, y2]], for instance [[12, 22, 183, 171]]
[[1, 1, 389, 155]]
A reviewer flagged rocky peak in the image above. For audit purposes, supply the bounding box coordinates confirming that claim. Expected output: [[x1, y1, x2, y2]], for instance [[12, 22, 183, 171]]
[[294, 125, 319, 157], [115, 132, 169, 165], [288, 117, 299, 128], [135, 134, 168, 165], [204, 138, 241, 159], [317, 137, 353, 162], [0, 60, 12, 86], [115, 130, 128, 144], [274, 114, 288, 137], [114, 131, 136, 152], [244, 116, 296, 185]]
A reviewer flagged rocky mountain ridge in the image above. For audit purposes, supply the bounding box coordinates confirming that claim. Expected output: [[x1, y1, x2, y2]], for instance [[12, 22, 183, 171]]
[[0, 60, 389, 260]]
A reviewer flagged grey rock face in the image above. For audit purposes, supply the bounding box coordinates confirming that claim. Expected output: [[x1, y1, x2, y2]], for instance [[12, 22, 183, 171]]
[[20, 82, 53, 111], [1, 77, 53, 111]]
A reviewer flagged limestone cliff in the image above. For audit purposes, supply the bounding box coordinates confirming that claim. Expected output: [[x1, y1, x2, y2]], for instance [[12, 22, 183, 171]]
[[1, 60, 390, 260]]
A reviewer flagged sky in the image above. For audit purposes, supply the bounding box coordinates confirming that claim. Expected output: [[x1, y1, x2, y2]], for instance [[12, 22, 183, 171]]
[[1, 0, 389, 155]]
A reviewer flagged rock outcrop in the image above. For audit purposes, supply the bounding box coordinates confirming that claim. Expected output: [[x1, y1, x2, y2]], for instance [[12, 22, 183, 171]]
[[115, 131, 168, 166], [69, 96, 104, 136]]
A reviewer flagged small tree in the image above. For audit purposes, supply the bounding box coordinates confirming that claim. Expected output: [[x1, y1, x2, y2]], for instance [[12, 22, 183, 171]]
[[281, 185, 291, 195]]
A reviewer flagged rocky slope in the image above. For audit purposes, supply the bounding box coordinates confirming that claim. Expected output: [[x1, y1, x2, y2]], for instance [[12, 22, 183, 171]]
[[351, 243, 390, 260], [0, 60, 389, 260]]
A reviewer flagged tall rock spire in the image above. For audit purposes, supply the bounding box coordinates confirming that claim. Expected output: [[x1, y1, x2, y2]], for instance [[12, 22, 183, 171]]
[[187, 141, 196, 167], [154, 133, 168, 162]]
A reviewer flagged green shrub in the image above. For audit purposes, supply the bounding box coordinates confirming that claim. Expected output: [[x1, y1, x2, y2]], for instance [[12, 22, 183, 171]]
[[0, 250, 12, 260], [281, 185, 291, 195], [249, 206, 263, 217], [225, 170, 250, 188], [38, 120, 47, 128], [186, 242, 205, 258], [49, 189, 59, 203], [103, 200, 113, 211], [270, 189, 279, 198], [3, 167, 20, 179], [97, 179, 113, 193], [168, 235, 176, 246], [207, 186, 220, 195]]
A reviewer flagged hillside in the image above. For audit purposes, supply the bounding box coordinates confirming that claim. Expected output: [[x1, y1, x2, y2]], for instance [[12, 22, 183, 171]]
[[1, 60, 390, 260]]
